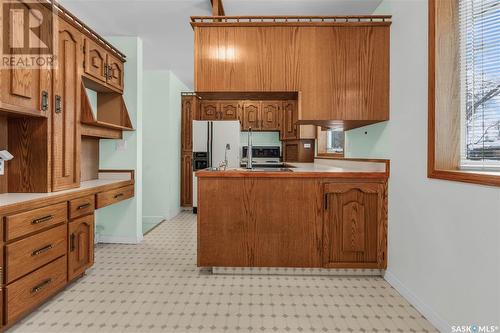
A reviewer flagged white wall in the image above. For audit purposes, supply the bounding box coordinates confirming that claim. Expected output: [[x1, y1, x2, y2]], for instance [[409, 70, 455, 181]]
[[97, 37, 144, 244], [346, 1, 500, 331], [143, 71, 188, 224]]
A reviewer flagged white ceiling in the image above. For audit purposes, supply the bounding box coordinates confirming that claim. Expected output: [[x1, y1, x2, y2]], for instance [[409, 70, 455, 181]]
[[59, 0, 383, 89]]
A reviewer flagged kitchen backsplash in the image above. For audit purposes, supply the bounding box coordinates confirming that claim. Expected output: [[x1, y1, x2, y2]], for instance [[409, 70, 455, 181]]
[[240, 132, 281, 147]]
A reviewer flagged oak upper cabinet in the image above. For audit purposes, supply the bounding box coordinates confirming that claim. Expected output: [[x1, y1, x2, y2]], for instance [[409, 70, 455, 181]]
[[83, 38, 125, 92], [281, 100, 298, 140], [52, 19, 81, 191], [200, 101, 219, 120], [68, 214, 94, 282], [323, 182, 386, 268], [181, 152, 193, 207], [106, 54, 124, 91], [261, 101, 281, 131], [181, 95, 196, 152], [0, 0, 51, 116], [219, 101, 239, 120], [83, 38, 107, 84], [242, 101, 261, 130], [193, 24, 390, 126]]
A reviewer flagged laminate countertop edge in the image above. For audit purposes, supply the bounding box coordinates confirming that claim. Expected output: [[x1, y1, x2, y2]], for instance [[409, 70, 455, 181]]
[[195, 171, 389, 179], [0, 179, 134, 216]]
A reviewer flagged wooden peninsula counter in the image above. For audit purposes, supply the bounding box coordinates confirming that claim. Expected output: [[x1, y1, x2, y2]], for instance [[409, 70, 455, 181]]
[[196, 158, 389, 270]]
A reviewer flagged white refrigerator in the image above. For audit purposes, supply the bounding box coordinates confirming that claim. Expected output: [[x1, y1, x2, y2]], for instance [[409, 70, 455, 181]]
[[192, 120, 241, 208]]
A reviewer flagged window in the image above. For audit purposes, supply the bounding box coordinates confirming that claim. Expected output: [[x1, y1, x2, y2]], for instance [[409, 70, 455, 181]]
[[326, 130, 345, 154], [428, 0, 500, 186], [459, 0, 500, 170]]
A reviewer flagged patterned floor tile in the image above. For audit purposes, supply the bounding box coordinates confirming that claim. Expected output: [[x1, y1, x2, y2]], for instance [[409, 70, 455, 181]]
[[9, 211, 437, 333]]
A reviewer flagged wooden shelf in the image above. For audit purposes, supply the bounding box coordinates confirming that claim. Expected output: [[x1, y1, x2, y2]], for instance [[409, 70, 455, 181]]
[[81, 119, 133, 131], [80, 82, 134, 138]]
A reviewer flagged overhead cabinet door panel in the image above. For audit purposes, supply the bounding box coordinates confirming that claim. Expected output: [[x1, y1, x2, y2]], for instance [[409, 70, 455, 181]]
[[52, 20, 81, 191], [84, 38, 107, 84], [0, 0, 51, 116], [106, 54, 124, 91]]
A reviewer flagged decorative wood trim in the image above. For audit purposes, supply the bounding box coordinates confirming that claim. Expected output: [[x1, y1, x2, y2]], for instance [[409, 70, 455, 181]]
[[428, 0, 500, 187], [191, 16, 392, 28], [195, 171, 388, 179]]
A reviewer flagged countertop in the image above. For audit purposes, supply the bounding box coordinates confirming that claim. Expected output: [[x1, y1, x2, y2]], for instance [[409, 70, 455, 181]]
[[195, 159, 389, 179], [0, 172, 134, 215]]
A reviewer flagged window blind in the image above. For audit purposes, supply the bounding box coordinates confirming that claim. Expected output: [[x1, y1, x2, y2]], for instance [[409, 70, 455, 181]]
[[459, 0, 500, 169]]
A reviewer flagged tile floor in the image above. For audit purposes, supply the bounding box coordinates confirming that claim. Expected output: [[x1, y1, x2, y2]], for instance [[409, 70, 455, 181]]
[[10, 211, 437, 333]]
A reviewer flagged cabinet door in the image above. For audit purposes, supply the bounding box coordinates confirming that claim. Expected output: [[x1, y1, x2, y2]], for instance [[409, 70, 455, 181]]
[[181, 152, 193, 207], [281, 100, 298, 140], [181, 95, 196, 152], [242, 101, 261, 130], [106, 54, 124, 92], [219, 101, 239, 120], [261, 101, 281, 131], [323, 183, 384, 268], [83, 38, 107, 84], [200, 101, 219, 120], [0, 0, 51, 116], [68, 214, 94, 282], [52, 20, 81, 191]]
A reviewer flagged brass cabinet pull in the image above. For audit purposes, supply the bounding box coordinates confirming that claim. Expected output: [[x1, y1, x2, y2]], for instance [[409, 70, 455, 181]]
[[41, 91, 49, 112], [103, 65, 108, 78], [31, 278, 52, 294], [32, 215, 53, 225], [77, 203, 91, 210], [70, 233, 75, 252], [32, 244, 53, 256], [55, 95, 62, 114], [114, 193, 124, 199]]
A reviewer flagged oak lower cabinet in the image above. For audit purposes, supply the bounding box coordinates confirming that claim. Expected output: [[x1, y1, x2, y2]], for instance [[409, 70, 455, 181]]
[[68, 214, 94, 282], [323, 182, 386, 268], [52, 19, 81, 191], [181, 152, 193, 207], [281, 100, 298, 140]]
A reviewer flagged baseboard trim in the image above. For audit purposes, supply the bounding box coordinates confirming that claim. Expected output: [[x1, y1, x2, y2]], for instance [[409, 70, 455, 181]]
[[98, 234, 143, 244], [384, 270, 448, 333]]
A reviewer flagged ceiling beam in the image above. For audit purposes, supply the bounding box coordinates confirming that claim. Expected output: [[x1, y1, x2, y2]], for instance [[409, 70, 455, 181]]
[[210, 0, 225, 16]]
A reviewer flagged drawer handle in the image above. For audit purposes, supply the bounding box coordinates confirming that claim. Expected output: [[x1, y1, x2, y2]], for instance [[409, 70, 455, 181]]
[[32, 244, 53, 256], [32, 215, 53, 225], [77, 203, 91, 210], [114, 193, 124, 199], [31, 278, 52, 294]]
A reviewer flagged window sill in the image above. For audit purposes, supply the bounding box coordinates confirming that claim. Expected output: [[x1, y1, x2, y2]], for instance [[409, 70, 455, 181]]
[[428, 169, 500, 187]]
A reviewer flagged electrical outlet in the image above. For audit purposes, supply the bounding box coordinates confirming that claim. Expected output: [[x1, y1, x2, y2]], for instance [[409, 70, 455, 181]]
[[116, 140, 127, 151], [0, 160, 4, 175]]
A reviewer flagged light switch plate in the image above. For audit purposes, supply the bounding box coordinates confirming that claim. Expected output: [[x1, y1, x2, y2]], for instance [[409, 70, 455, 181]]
[[303, 143, 312, 149], [116, 140, 127, 151], [0, 160, 4, 175]]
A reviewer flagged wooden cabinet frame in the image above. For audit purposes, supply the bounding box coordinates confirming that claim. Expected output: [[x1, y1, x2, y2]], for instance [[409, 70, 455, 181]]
[[428, 0, 500, 187]]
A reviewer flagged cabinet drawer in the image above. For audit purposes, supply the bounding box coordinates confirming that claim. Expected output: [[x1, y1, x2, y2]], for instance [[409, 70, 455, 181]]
[[96, 185, 134, 209], [5, 202, 67, 241], [6, 224, 67, 283], [69, 195, 95, 220], [5, 256, 67, 325]]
